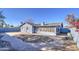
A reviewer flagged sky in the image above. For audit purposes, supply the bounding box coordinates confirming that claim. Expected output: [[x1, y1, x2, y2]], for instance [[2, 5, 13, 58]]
[[1, 8, 79, 26]]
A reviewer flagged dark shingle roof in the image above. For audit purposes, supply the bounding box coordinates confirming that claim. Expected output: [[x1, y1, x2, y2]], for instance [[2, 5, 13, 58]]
[[20, 22, 63, 27]]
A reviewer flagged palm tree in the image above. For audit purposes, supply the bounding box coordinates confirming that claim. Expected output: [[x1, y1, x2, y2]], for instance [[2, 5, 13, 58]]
[[0, 11, 6, 28], [0, 11, 5, 28], [0, 11, 5, 19]]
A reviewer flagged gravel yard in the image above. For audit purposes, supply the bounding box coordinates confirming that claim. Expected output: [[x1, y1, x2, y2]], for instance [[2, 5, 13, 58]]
[[13, 33, 79, 51]]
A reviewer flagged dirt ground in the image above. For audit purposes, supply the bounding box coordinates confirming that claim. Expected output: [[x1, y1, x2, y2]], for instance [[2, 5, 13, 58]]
[[6, 32, 79, 51]]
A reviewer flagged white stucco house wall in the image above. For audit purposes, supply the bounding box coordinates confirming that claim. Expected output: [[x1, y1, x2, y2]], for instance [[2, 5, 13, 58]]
[[20, 23, 33, 33]]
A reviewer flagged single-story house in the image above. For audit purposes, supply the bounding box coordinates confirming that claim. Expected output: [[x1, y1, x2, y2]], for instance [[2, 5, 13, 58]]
[[20, 22, 63, 35]]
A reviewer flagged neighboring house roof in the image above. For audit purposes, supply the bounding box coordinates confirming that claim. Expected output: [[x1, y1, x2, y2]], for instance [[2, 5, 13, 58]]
[[46, 23, 62, 26], [64, 26, 75, 28]]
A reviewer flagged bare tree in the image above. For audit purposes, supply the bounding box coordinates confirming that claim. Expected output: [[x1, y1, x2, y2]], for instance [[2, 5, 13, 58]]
[[26, 18, 34, 24], [20, 21, 24, 25], [65, 13, 75, 24], [20, 18, 34, 26]]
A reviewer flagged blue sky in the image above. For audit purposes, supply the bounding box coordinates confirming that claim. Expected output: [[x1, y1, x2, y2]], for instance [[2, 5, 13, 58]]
[[1, 8, 79, 26]]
